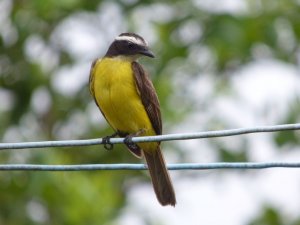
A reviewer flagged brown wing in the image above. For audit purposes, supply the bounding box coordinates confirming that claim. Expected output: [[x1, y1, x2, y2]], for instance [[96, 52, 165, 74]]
[[132, 61, 162, 135]]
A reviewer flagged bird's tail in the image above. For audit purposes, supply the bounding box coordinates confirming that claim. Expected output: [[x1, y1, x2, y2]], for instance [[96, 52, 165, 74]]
[[143, 147, 176, 206]]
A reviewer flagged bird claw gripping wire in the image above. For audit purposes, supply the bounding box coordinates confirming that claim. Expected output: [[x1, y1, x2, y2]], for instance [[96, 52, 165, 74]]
[[124, 135, 140, 152], [123, 129, 145, 151], [102, 132, 118, 150], [102, 138, 113, 150]]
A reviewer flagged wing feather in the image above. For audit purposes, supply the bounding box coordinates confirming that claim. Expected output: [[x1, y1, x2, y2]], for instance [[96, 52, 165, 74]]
[[132, 62, 162, 136]]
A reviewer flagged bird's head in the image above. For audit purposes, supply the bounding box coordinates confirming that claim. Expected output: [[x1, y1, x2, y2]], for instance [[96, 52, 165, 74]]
[[105, 32, 155, 60]]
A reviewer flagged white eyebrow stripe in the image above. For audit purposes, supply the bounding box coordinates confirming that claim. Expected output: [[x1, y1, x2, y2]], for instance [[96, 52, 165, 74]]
[[115, 36, 146, 46]]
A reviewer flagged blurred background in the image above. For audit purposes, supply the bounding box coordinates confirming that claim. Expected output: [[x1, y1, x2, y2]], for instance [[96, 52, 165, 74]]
[[1, 0, 300, 224]]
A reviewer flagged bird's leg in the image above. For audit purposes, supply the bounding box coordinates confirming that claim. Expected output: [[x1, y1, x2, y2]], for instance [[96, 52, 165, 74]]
[[124, 129, 146, 150], [102, 132, 119, 150]]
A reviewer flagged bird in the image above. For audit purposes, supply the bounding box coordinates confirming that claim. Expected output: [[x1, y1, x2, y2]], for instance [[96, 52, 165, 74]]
[[89, 32, 176, 206]]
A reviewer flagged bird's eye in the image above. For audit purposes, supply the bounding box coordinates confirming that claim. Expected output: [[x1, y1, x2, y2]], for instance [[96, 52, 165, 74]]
[[127, 41, 134, 49]]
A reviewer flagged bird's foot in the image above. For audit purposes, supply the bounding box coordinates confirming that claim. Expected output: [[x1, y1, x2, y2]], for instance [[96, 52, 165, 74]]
[[124, 135, 138, 151], [102, 132, 119, 150], [124, 129, 146, 150]]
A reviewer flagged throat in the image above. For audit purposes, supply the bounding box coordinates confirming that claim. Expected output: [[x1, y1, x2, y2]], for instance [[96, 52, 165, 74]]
[[113, 55, 139, 62]]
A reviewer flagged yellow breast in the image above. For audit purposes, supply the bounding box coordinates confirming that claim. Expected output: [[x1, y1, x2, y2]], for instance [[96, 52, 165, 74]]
[[91, 57, 156, 141]]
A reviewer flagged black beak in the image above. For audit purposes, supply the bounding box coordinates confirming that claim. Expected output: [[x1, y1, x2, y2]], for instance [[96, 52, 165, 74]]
[[139, 48, 155, 58]]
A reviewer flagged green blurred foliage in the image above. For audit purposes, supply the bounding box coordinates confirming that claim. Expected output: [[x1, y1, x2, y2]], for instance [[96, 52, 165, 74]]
[[248, 206, 300, 225], [275, 98, 300, 147], [248, 206, 283, 225], [1, 0, 300, 224]]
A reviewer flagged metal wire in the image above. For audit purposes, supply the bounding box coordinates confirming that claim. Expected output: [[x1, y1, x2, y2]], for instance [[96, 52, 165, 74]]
[[0, 123, 299, 150], [0, 123, 299, 171], [1, 162, 300, 171]]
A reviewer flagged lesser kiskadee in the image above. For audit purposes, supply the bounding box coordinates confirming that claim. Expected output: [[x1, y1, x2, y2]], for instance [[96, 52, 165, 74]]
[[89, 33, 176, 206]]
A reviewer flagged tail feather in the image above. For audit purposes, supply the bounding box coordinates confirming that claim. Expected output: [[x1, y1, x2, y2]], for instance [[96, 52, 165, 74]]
[[143, 147, 176, 206]]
